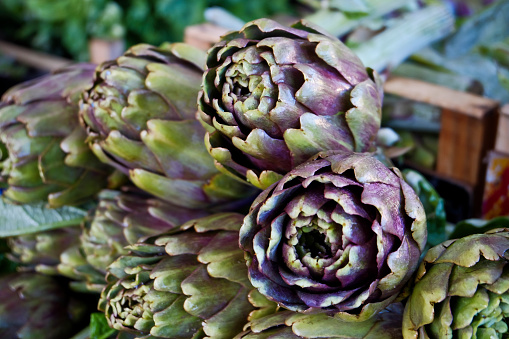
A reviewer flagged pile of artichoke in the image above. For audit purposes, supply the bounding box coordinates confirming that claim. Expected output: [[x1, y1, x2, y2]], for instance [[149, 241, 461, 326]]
[[0, 17, 506, 339]]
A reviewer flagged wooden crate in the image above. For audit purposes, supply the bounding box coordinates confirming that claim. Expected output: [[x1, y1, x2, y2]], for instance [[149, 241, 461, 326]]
[[0, 40, 71, 71], [385, 77, 500, 216]]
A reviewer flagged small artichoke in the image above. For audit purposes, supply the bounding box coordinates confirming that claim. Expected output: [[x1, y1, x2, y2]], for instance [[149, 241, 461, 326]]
[[99, 213, 276, 339], [402, 228, 509, 338], [81, 189, 209, 276], [198, 19, 383, 189], [0, 272, 91, 338], [8, 225, 106, 293], [80, 43, 256, 209], [240, 151, 427, 321], [8, 226, 81, 274], [0, 63, 117, 207], [235, 303, 404, 338]]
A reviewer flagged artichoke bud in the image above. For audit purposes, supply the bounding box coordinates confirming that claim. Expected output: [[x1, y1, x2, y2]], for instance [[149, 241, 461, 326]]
[[403, 228, 509, 338], [99, 213, 277, 339], [198, 19, 384, 190], [240, 151, 427, 321], [80, 43, 257, 210], [0, 272, 93, 338], [0, 63, 120, 207], [81, 188, 210, 277], [8, 226, 81, 274], [8, 225, 106, 293]]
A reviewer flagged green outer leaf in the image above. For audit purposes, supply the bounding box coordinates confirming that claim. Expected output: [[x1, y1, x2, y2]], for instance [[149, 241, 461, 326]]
[[0, 198, 87, 237]]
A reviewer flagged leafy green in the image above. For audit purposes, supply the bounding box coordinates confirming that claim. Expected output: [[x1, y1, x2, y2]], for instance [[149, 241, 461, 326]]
[[0, 199, 87, 237], [448, 216, 509, 240], [402, 169, 447, 247], [0, 239, 18, 275], [90, 313, 117, 339]]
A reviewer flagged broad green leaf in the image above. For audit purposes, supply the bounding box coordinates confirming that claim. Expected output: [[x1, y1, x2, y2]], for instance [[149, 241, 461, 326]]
[[90, 313, 117, 339], [0, 199, 87, 237]]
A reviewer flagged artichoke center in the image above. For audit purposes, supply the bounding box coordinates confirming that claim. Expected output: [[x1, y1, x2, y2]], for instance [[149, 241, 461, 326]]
[[297, 228, 332, 259]]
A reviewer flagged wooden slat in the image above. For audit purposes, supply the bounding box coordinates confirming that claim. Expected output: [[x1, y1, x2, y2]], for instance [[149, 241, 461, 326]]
[[89, 39, 125, 64], [0, 40, 71, 71], [384, 76, 499, 119], [184, 23, 230, 51]]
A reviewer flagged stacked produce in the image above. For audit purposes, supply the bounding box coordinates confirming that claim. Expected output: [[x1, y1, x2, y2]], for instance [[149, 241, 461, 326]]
[[0, 15, 507, 339], [0, 63, 119, 207]]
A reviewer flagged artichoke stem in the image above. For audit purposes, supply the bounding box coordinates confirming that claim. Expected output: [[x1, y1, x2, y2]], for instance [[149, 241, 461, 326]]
[[352, 4, 455, 72]]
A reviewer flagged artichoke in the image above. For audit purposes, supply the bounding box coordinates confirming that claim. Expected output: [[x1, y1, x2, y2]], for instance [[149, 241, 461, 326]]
[[0, 63, 118, 207], [81, 189, 209, 276], [99, 213, 277, 339], [0, 272, 91, 338], [402, 228, 509, 338], [7, 225, 106, 293], [80, 43, 256, 209], [8, 226, 81, 274], [198, 19, 383, 189], [235, 303, 404, 338], [240, 151, 427, 321]]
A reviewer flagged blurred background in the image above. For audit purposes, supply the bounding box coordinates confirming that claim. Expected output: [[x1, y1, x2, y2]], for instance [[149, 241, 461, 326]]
[[1, 0, 508, 222]]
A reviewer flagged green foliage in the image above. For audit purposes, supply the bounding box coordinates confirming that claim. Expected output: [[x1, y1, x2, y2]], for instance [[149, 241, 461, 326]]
[[90, 313, 117, 339], [448, 216, 509, 240], [0, 239, 18, 276], [0, 199, 87, 237], [0, 0, 293, 61], [207, 0, 293, 21]]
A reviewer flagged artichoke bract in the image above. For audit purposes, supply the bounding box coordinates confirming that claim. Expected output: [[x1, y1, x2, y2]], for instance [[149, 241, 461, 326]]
[[402, 228, 509, 338], [99, 213, 276, 339], [80, 43, 256, 210], [0, 272, 91, 338], [240, 151, 427, 321], [0, 63, 117, 207], [81, 189, 209, 276], [235, 304, 404, 338], [198, 19, 383, 190]]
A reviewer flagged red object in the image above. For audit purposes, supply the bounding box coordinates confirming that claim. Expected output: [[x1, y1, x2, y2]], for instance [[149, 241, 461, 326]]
[[482, 151, 509, 219]]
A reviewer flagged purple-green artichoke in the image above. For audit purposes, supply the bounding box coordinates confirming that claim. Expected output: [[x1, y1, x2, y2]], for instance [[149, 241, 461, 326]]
[[235, 304, 404, 338], [80, 43, 256, 209], [81, 189, 209, 276], [99, 213, 277, 339], [198, 19, 383, 190], [402, 228, 509, 338], [7, 225, 106, 293], [8, 226, 81, 274], [0, 272, 91, 338], [0, 63, 118, 207], [240, 151, 427, 321]]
